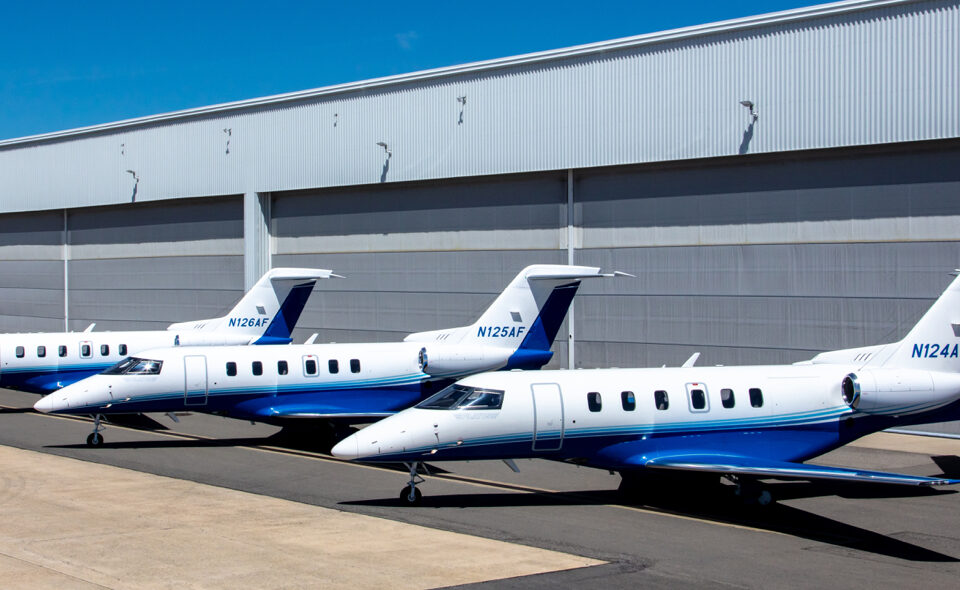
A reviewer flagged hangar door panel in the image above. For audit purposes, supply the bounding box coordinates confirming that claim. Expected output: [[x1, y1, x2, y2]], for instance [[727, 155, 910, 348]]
[[531, 383, 563, 451], [184, 355, 208, 406]]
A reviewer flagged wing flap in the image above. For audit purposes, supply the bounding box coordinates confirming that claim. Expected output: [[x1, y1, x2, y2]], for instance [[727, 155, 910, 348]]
[[638, 453, 960, 487]]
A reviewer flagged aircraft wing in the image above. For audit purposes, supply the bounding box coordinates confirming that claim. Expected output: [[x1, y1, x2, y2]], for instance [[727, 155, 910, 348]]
[[635, 453, 960, 487]]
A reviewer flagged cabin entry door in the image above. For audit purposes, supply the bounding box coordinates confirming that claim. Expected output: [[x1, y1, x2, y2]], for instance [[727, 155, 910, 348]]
[[531, 382, 564, 451], [183, 355, 208, 406]]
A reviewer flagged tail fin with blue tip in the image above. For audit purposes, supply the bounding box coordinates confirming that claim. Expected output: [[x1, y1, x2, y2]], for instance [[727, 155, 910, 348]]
[[405, 265, 626, 370], [168, 268, 339, 344]]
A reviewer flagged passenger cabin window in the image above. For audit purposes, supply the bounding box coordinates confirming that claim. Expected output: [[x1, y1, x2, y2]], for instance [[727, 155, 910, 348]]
[[277, 360, 288, 375], [37, 346, 46, 358], [417, 384, 504, 410], [101, 344, 109, 356], [304, 356, 319, 377], [720, 388, 736, 409], [226, 362, 237, 377], [328, 359, 339, 374], [252, 361, 263, 376], [119, 344, 127, 356], [350, 359, 361, 374], [750, 388, 764, 408], [587, 392, 602, 412], [621, 391, 636, 411], [15, 346, 24, 358], [58, 345, 67, 357], [688, 386, 708, 411], [80, 343, 92, 358], [654, 390, 669, 411]]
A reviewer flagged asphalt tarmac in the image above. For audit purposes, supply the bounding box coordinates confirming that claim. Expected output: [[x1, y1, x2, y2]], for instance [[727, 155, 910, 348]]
[[2, 388, 959, 589]]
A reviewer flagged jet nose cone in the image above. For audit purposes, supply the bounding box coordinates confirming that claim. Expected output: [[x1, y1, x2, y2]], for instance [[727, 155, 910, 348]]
[[34, 394, 60, 414], [331, 434, 359, 460]]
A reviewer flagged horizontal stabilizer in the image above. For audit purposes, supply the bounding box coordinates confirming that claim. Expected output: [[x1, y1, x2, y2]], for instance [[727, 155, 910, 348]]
[[637, 453, 960, 487], [526, 270, 634, 281]]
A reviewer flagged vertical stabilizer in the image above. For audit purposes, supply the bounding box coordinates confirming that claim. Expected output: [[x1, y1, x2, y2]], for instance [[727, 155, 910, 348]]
[[872, 272, 960, 371], [405, 264, 621, 369], [167, 268, 338, 343]]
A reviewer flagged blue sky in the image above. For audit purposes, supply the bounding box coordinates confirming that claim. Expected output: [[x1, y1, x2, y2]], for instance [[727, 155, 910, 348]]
[[1, 0, 823, 140]]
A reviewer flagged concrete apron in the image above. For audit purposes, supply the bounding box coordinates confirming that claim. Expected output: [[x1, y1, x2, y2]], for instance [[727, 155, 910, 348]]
[[0, 446, 602, 589]]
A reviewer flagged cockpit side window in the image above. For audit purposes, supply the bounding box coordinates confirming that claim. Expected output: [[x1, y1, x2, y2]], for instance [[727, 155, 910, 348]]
[[417, 384, 467, 409], [458, 388, 504, 410], [417, 384, 505, 410], [103, 357, 162, 375], [104, 357, 138, 375], [127, 359, 162, 374]]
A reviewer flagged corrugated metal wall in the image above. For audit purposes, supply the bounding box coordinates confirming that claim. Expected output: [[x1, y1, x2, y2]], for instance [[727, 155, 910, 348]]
[[0, 196, 246, 334], [272, 173, 571, 367], [50, 197, 244, 332], [0, 211, 64, 332], [0, 0, 956, 213], [572, 141, 960, 368]]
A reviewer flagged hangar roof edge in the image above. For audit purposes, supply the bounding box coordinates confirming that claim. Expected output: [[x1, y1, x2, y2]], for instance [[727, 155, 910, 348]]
[[0, 0, 924, 149]]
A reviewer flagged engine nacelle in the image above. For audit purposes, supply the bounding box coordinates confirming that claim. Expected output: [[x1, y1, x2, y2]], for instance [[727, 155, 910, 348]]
[[418, 345, 512, 377], [841, 369, 960, 416]]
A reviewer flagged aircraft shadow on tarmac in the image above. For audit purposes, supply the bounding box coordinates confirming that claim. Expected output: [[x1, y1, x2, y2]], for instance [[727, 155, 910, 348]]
[[49, 437, 273, 450], [342, 479, 959, 563], [36, 415, 960, 563], [0, 407, 34, 414], [43, 430, 427, 464]]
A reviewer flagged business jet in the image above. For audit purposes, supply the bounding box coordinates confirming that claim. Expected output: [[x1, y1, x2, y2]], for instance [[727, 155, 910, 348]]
[[333, 271, 960, 505], [2, 267, 336, 394], [35, 265, 624, 446]]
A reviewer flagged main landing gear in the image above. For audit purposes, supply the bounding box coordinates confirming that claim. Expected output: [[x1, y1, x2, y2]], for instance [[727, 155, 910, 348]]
[[86, 414, 105, 447], [728, 475, 773, 506], [399, 461, 426, 505]]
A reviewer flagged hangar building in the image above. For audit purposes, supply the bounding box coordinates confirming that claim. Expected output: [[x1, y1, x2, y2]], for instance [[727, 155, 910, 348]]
[[0, 0, 958, 431]]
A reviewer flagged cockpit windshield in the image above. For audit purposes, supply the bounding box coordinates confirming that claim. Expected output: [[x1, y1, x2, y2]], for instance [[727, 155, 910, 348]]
[[102, 357, 163, 375], [417, 384, 504, 410]]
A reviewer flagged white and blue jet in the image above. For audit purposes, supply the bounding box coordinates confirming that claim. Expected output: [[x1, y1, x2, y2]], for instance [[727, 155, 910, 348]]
[[1, 268, 336, 394], [333, 271, 960, 505], [35, 265, 623, 446]]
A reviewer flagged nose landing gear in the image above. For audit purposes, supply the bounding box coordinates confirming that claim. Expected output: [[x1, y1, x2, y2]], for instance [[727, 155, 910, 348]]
[[86, 414, 105, 447], [399, 461, 426, 505]]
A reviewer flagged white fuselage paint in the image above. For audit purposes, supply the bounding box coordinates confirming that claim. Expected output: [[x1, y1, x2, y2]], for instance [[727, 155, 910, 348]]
[[36, 341, 465, 416], [336, 364, 960, 463]]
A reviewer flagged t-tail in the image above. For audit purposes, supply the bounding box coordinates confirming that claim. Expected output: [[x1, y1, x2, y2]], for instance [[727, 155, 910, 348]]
[[821, 272, 960, 417], [405, 264, 626, 377], [168, 268, 340, 345], [864, 271, 960, 372]]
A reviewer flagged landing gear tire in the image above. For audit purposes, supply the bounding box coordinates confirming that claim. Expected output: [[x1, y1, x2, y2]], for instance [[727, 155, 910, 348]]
[[733, 477, 774, 507], [86, 414, 105, 447], [399, 461, 426, 505], [399, 486, 423, 505], [86, 432, 103, 447], [756, 490, 773, 507]]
